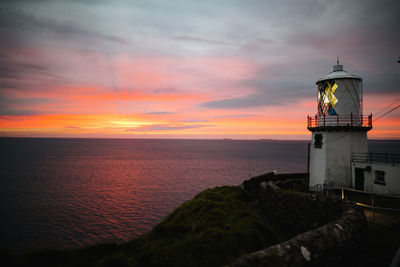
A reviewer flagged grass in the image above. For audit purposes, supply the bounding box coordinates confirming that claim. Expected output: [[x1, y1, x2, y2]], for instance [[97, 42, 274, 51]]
[[6, 186, 281, 267]]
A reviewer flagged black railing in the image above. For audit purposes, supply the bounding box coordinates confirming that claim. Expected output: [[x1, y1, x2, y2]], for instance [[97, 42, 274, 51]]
[[307, 114, 372, 128], [352, 152, 400, 165]]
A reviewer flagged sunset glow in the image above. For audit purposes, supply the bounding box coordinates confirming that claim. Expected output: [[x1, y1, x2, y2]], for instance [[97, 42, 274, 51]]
[[1, 1, 399, 139]]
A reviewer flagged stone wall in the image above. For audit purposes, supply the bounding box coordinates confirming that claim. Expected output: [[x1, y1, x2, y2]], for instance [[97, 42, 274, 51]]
[[242, 172, 308, 198], [228, 176, 367, 267], [258, 182, 343, 236]]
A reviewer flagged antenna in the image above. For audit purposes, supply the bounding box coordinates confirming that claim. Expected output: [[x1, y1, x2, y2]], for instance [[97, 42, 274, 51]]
[[333, 57, 343, 71]]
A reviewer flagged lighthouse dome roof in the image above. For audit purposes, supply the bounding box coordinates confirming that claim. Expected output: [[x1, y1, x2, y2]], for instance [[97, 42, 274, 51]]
[[316, 64, 361, 84]]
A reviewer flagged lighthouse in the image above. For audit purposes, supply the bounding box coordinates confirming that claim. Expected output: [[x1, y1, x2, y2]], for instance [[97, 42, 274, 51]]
[[307, 60, 372, 190]]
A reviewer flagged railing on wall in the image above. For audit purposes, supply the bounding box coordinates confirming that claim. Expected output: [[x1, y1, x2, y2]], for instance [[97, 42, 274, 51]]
[[321, 187, 400, 225], [352, 152, 400, 166], [307, 113, 372, 128]]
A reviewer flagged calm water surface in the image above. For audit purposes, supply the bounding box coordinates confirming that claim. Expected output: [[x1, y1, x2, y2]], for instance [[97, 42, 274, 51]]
[[0, 138, 397, 252]]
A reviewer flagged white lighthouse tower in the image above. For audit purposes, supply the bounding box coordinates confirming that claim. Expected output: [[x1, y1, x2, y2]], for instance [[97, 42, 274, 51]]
[[307, 60, 372, 190]]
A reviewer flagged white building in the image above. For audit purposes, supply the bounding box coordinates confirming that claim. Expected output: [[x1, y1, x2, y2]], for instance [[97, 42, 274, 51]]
[[351, 153, 400, 195], [307, 61, 400, 195]]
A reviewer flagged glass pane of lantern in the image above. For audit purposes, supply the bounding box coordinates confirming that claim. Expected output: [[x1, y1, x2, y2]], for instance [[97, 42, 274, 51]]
[[318, 80, 338, 116]]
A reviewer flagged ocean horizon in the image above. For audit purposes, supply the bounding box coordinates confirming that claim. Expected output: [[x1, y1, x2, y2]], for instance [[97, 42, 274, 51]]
[[0, 138, 398, 253]]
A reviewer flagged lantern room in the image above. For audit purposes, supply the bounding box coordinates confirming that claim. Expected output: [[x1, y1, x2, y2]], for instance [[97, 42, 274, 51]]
[[308, 60, 372, 131]]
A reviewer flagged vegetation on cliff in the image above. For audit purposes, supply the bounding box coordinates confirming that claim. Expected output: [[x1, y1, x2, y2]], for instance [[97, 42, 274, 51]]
[[4, 180, 397, 267], [6, 186, 281, 267]]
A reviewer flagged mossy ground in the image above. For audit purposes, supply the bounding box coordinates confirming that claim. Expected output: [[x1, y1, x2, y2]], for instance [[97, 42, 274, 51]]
[[4, 186, 281, 267]]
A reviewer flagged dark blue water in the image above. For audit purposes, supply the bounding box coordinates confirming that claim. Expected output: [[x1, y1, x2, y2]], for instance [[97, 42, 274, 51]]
[[0, 138, 396, 253]]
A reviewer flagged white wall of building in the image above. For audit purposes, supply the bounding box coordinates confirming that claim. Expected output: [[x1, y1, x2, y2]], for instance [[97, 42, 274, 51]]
[[309, 131, 368, 190], [309, 132, 326, 190], [351, 162, 400, 195], [325, 131, 367, 188]]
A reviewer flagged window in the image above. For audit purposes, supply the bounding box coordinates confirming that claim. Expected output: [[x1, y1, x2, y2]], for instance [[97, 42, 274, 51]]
[[314, 133, 323, 148], [318, 80, 338, 116], [374, 170, 385, 185]]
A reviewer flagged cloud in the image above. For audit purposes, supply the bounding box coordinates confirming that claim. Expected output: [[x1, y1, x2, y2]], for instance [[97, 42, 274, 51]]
[[0, 109, 42, 116], [125, 124, 212, 132], [203, 94, 267, 109], [145, 112, 173, 115], [173, 35, 233, 46], [213, 114, 254, 118], [202, 91, 301, 109], [0, 94, 56, 115], [0, 7, 128, 46], [203, 63, 313, 109], [0, 54, 63, 84], [181, 119, 210, 123], [0, 7, 130, 95]]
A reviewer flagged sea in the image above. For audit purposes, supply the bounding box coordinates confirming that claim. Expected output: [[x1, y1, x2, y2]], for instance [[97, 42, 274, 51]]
[[0, 138, 398, 253]]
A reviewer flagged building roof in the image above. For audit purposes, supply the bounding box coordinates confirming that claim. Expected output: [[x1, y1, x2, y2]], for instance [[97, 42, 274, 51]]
[[316, 63, 362, 84]]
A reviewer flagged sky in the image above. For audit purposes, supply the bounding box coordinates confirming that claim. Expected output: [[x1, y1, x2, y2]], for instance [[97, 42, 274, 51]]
[[0, 0, 399, 140]]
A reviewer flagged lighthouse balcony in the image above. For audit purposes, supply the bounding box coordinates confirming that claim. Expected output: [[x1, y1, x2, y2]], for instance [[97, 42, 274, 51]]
[[307, 114, 372, 132]]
